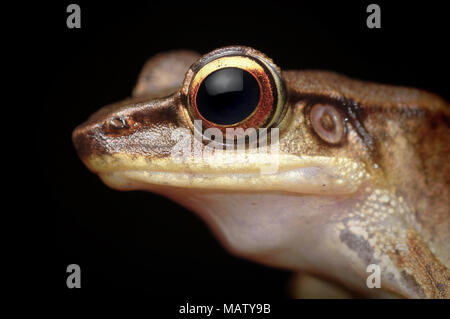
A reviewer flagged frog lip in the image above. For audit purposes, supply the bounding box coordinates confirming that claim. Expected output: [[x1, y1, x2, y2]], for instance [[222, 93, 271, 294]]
[[97, 163, 365, 195], [82, 152, 367, 194]]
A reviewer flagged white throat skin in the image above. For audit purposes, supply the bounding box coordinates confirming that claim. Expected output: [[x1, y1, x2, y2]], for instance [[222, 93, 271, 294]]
[[99, 165, 443, 298], [126, 183, 408, 298]]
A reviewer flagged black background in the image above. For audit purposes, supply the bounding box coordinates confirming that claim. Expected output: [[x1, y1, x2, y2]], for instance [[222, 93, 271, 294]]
[[42, 0, 448, 301]]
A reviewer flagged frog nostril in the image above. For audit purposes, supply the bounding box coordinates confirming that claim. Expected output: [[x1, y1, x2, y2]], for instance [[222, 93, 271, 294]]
[[109, 116, 128, 129]]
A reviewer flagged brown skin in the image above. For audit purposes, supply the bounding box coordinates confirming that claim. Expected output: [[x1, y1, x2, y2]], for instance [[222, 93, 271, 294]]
[[283, 71, 450, 298], [73, 46, 449, 298]]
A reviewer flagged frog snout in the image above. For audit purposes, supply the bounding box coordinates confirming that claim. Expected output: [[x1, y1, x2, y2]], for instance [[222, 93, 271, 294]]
[[72, 119, 105, 163], [72, 93, 185, 165], [72, 111, 129, 159]]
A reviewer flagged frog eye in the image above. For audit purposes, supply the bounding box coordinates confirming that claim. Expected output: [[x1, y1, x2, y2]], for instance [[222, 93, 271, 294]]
[[182, 46, 285, 137], [310, 104, 345, 144], [196, 67, 259, 125]]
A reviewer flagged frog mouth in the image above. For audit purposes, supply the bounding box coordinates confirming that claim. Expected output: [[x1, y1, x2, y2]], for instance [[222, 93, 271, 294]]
[[87, 153, 368, 195]]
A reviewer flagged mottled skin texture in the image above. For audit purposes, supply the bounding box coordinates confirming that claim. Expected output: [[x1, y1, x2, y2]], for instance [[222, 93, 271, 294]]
[[72, 46, 449, 298]]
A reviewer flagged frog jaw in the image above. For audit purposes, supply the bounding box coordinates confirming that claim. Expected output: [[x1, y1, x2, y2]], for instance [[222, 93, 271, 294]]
[[81, 152, 369, 196]]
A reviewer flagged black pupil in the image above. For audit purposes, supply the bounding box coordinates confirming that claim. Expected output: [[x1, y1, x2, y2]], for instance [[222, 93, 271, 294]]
[[196, 67, 260, 125]]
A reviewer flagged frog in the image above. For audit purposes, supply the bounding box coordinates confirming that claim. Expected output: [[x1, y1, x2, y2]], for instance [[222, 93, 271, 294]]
[[72, 46, 449, 298]]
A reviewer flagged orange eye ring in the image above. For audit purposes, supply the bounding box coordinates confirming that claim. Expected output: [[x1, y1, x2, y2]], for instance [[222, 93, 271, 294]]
[[181, 46, 286, 140]]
